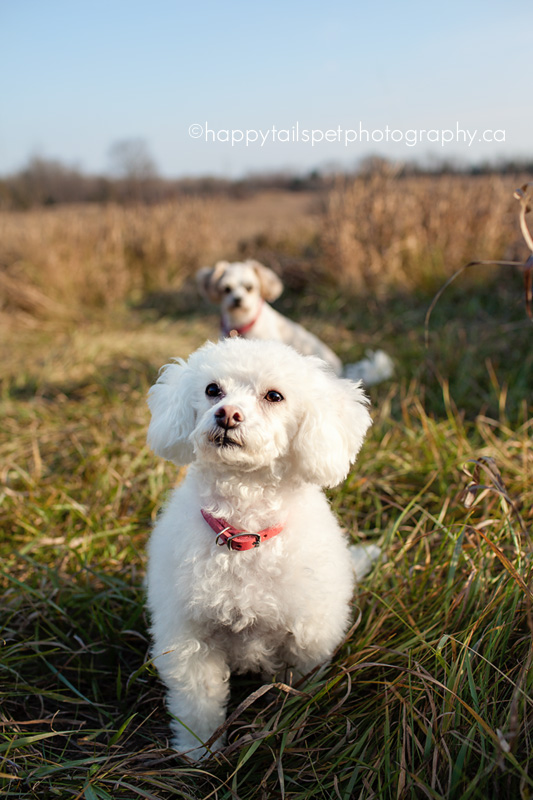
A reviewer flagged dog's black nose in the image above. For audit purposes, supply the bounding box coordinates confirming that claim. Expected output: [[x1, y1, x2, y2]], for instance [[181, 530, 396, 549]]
[[231, 297, 242, 308], [215, 405, 243, 429]]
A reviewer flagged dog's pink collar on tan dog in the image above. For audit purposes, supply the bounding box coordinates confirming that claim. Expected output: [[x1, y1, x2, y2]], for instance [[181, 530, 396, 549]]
[[201, 508, 284, 551], [221, 300, 264, 338]]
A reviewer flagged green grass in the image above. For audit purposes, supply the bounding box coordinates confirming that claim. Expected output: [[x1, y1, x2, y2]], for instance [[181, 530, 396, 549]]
[[1, 279, 532, 799]]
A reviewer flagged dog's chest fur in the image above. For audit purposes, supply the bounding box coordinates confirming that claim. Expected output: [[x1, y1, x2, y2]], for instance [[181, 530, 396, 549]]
[[189, 542, 287, 633], [189, 543, 292, 673]]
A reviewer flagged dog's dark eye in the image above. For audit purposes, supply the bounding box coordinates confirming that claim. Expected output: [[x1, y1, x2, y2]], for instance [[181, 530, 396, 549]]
[[223, 286, 232, 294], [244, 285, 253, 292], [264, 390, 284, 403], [206, 383, 223, 398]]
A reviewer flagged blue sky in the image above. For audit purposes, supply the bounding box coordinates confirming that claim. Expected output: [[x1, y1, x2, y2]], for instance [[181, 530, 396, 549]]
[[0, 1, 530, 177]]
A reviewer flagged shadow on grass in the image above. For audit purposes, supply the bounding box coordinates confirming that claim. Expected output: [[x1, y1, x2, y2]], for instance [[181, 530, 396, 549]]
[[135, 272, 533, 423], [5, 356, 157, 403], [3, 267, 531, 423]]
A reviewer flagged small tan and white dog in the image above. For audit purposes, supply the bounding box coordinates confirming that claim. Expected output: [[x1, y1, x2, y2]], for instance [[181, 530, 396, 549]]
[[196, 260, 343, 374], [146, 337, 376, 760], [196, 260, 394, 385]]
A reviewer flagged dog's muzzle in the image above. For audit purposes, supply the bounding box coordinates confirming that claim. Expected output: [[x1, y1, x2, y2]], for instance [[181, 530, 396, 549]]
[[215, 405, 243, 429], [208, 404, 244, 448]]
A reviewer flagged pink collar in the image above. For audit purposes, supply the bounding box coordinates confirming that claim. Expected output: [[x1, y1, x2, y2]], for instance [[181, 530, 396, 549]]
[[221, 300, 263, 338], [201, 508, 284, 551]]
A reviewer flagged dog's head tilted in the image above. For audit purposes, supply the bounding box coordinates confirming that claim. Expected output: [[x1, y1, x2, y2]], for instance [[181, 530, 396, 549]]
[[147, 338, 371, 487], [196, 260, 283, 320]]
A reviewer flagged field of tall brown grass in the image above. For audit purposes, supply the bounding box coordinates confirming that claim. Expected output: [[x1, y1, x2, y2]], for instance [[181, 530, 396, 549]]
[[322, 172, 520, 293], [0, 173, 524, 326]]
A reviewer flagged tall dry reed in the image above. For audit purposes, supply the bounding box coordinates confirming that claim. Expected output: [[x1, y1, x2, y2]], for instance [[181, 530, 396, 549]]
[[0, 199, 217, 320], [321, 172, 519, 293]]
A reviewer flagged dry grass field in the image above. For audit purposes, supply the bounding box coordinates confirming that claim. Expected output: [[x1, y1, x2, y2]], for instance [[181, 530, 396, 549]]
[[0, 173, 523, 324], [0, 190, 316, 324], [1, 173, 532, 799]]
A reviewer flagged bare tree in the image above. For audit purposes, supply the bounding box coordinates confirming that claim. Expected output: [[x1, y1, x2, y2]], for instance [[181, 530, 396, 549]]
[[108, 138, 159, 202]]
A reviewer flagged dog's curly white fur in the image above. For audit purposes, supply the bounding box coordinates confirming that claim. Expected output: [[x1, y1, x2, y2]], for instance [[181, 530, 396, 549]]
[[146, 338, 372, 759], [197, 260, 343, 374]]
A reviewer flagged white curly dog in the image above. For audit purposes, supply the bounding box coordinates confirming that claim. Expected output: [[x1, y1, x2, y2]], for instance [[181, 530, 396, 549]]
[[146, 337, 377, 760], [197, 260, 394, 385]]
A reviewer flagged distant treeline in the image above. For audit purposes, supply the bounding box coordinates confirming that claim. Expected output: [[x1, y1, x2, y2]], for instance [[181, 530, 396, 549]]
[[1, 155, 532, 209]]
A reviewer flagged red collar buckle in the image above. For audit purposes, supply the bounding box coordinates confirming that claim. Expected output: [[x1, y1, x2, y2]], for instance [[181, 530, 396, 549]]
[[216, 529, 262, 550], [201, 509, 283, 552]]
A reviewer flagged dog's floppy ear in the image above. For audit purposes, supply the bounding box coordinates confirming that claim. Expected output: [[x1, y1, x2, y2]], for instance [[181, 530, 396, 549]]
[[196, 261, 229, 303], [247, 261, 284, 302], [147, 360, 197, 465], [292, 369, 372, 488]]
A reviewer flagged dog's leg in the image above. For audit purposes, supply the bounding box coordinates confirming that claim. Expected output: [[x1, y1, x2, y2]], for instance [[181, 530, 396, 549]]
[[156, 644, 230, 760], [281, 608, 352, 679]]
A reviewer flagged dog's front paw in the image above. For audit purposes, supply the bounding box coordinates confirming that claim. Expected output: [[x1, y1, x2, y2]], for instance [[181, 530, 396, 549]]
[[171, 732, 226, 762], [174, 742, 210, 762]]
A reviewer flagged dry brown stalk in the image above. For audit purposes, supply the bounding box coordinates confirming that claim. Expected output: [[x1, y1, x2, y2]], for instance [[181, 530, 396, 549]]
[[425, 183, 533, 344]]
